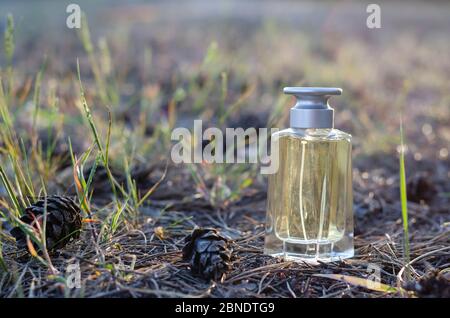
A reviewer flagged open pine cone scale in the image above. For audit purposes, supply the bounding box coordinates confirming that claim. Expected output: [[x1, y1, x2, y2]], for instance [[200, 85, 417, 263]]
[[182, 228, 233, 281], [10, 196, 82, 251]]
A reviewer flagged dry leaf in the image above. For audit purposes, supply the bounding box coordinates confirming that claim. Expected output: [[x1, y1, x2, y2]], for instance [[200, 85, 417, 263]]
[[154, 226, 165, 240], [82, 218, 99, 223], [26, 236, 38, 257], [314, 273, 399, 293]]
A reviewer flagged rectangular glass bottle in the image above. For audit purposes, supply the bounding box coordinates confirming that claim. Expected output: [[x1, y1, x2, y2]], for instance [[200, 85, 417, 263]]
[[264, 87, 354, 263]]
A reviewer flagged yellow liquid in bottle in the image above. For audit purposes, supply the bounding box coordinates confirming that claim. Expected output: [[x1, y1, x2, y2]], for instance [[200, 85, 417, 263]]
[[267, 133, 352, 245]]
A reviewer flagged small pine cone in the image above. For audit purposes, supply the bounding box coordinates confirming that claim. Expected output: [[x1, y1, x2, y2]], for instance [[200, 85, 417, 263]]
[[404, 270, 450, 298], [11, 196, 82, 251], [182, 228, 232, 280]]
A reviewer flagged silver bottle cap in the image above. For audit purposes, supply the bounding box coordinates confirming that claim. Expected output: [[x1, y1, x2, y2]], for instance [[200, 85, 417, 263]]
[[284, 87, 342, 129]]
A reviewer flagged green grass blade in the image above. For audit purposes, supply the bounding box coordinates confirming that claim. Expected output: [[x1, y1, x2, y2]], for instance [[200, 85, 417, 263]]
[[76, 60, 128, 202], [0, 164, 22, 217], [31, 56, 47, 131], [399, 118, 411, 280], [3, 14, 15, 66], [3, 14, 15, 100], [76, 59, 105, 157], [77, 13, 109, 105]]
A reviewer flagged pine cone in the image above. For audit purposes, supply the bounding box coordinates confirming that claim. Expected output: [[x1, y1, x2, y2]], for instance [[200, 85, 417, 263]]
[[404, 270, 450, 298], [182, 228, 233, 280], [11, 196, 82, 251]]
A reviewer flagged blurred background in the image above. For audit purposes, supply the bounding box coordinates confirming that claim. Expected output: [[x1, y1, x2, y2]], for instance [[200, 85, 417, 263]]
[[1, 0, 449, 158]]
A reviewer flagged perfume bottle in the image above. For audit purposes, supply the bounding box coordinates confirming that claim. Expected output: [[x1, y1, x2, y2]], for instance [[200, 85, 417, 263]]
[[264, 87, 354, 262]]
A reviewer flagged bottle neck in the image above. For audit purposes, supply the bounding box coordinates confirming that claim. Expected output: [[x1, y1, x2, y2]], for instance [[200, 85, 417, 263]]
[[290, 107, 334, 129]]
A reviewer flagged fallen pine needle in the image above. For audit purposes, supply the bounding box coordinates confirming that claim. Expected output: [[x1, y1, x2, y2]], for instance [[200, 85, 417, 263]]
[[313, 273, 400, 293]]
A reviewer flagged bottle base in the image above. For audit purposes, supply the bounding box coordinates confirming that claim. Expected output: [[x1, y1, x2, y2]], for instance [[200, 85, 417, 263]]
[[265, 240, 354, 264]]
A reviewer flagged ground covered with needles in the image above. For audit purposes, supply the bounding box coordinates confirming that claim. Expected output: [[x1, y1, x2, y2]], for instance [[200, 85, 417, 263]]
[[0, 1, 449, 298]]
